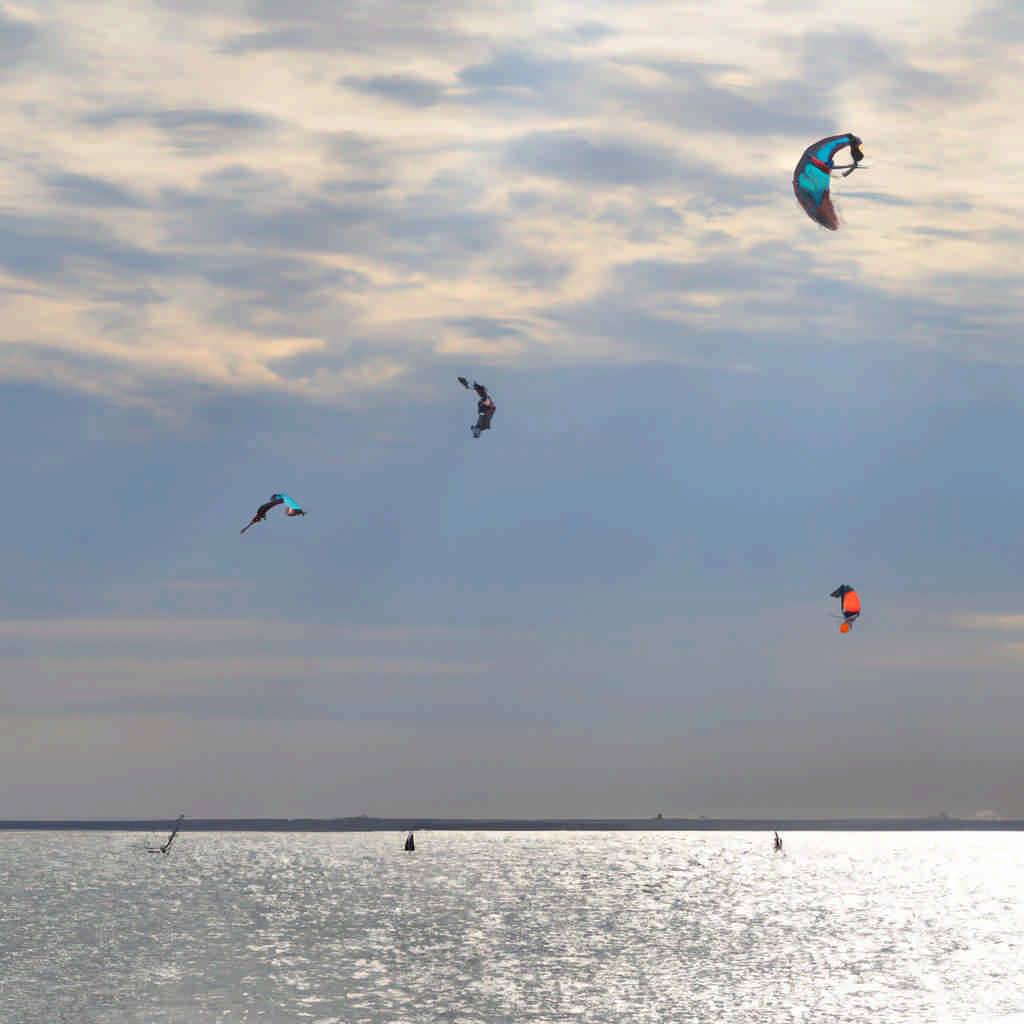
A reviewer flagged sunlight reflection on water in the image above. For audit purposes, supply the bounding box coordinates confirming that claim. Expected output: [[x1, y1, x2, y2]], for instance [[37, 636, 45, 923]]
[[2, 830, 1022, 1023]]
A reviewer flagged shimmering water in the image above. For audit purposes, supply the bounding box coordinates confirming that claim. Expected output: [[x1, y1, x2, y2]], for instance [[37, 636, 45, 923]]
[[1, 831, 1023, 1023]]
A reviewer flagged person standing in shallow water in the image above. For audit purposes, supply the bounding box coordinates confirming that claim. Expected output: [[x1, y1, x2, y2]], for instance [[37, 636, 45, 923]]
[[404, 832, 415, 852], [774, 831, 783, 852]]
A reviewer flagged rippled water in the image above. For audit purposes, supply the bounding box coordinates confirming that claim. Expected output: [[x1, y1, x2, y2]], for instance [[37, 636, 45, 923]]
[[2, 830, 1023, 1023]]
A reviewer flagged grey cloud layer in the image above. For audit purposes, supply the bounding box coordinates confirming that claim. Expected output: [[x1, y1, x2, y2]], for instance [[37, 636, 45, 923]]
[[82, 107, 282, 155], [792, 29, 974, 108], [0, 8, 37, 68], [219, 0, 497, 55], [1, 0, 1004, 410], [0, 209, 167, 282], [340, 45, 832, 137], [46, 172, 147, 210], [558, 250, 1009, 357]]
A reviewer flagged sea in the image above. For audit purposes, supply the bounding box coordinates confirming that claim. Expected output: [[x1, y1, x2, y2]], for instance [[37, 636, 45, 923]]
[[1, 830, 1022, 1024]]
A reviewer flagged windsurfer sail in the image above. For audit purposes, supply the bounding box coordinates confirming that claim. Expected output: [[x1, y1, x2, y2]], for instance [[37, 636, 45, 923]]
[[148, 814, 185, 855]]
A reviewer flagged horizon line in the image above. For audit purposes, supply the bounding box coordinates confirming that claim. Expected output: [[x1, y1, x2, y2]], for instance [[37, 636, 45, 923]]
[[1, 815, 1022, 832]]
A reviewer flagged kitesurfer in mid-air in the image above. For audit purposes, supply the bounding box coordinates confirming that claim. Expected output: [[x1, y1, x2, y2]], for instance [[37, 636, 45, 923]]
[[458, 377, 495, 438], [241, 494, 305, 534]]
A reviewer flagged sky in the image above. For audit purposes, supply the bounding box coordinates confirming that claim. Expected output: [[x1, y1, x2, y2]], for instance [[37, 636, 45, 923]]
[[2, 0, 1023, 820]]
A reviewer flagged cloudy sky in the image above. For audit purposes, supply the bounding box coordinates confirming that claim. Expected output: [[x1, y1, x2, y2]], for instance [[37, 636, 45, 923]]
[[2, 0, 1022, 820]]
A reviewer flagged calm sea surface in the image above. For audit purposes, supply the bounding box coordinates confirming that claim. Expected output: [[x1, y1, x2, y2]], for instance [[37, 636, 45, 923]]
[[1, 830, 1022, 1023]]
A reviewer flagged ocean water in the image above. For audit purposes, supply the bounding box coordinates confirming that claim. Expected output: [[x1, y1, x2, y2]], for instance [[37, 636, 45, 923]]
[[1, 830, 1022, 1024]]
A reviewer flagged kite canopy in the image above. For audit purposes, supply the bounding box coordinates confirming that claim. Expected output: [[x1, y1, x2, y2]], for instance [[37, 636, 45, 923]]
[[240, 493, 305, 533], [793, 133, 863, 230], [830, 584, 861, 630], [459, 376, 496, 437]]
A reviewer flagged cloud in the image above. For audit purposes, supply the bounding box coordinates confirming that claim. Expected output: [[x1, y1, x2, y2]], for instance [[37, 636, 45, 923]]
[[551, 21, 616, 46], [966, 0, 1024, 47], [0, 0, 1014, 417], [0, 616, 262, 643], [158, 172, 505, 279], [457, 49, 595, 107], [0, 8, 37, 69], [794, 29, 969, 106], [544, 241, 1021, 370], [616, 59, 830, 138], [159, 188, 365, 252], [217, 0, 490, 57], [0, 209, 166, 283], [82, 107, 281, 155], [462, 49, 577, 90], [508, 130, 688, 188], [444, 316, 527, 339], [341, 73, 448, 108], [950, 614, 1024, 632], [194, 251, 366, 339], [46, 172, 147, 209]]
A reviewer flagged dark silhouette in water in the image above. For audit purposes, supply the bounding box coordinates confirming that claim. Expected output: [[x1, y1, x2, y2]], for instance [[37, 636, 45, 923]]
[[774, 831, 783, 852], [404, 832, 415, 852], [148, 814, 185, 855]]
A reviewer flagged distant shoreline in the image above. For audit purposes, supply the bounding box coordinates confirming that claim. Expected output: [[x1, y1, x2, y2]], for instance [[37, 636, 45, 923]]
[[1, 817, 1022, 832]]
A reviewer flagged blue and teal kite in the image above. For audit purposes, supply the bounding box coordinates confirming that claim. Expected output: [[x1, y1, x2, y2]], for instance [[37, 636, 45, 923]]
[[792, 133, 864, 230], [241, 493, 305, 534]]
